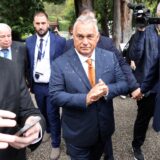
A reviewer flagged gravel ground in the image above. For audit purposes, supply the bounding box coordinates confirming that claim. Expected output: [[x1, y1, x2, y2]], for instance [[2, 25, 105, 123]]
[[27, 97, 160, 160]]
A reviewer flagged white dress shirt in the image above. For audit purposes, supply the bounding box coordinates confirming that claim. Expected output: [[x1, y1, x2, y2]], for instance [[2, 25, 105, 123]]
[[33, 32, 51, 83]]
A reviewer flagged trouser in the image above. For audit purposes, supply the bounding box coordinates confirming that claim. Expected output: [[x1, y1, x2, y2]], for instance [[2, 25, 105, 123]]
[[104, 137, 114, 160], [153, 93, 160, 132], [132, 93, 156, 148], [66, 136, 114, 160], [33, 83, 61, 148]]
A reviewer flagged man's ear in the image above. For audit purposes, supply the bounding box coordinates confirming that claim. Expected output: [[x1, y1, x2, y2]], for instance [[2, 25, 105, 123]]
[[97, 32, 100, 43]]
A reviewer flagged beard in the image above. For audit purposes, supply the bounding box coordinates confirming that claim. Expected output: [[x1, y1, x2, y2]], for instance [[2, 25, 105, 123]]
[[36, 28, 48, 37]]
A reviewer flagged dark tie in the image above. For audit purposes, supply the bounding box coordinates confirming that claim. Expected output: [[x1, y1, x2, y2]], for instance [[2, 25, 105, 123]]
[[37, 39, 43, 60], [1, 49, 9, 58], [86, 58, 95, 87]]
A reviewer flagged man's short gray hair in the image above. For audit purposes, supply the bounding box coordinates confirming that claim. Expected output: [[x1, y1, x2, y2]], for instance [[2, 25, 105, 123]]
[[73, 15, 99, 34], [0, 23, 11, 33]]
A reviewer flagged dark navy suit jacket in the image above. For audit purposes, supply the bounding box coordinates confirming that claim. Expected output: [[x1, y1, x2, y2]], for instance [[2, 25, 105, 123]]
[[49, 48, 128, 147], [26, 31, 66, 92], [65, 36, 138, 92]]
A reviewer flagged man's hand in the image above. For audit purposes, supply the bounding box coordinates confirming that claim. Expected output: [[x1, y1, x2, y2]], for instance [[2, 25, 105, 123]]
[[86, 79, 108, 106], [0, 110, 17, 149], [131, 88, 143, 100], [9, 116, 41, 149]]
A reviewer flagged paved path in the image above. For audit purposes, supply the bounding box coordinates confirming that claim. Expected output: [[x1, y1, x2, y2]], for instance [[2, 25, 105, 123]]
[[27, 97, 160, 160]]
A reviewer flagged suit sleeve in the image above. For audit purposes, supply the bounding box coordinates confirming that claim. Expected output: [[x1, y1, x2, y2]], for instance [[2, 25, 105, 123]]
[[128, 31, 145, 63], [141, 56, 159, 93], [103, 37, 139, 92], [107, 54, 129, 99]]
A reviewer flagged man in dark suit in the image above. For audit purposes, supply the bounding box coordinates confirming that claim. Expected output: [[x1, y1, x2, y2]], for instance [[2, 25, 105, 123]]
[[26, 11, 66, 160], [49, 15, 128, 160], [0, 57, 46, 160], [64, 9, 139, 93], [131, 3, 160, 134], [128, 3, 160, 159]]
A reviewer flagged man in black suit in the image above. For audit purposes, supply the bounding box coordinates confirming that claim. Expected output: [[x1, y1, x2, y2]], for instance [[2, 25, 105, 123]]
[[0, 57, 46, 160], [0, 23, 46, 160]]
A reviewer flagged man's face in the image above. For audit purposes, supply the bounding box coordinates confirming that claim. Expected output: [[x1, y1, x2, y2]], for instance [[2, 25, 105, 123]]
[[0, 28, 12, 49], [33, 15, 49, 37], [73, 22, 99, 57]]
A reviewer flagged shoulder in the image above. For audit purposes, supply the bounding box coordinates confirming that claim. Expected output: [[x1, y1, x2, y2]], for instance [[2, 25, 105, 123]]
[[98, 35, 115, 50], [54, 48, 74, 63], [12, 41, 25, 47], [96, 48, 117, 65], [26, 34, 36, 43], [50, 32, 66, 42], [100, 35, 113, 43], [96, 47, 114, 56], [11, 41, 26, 50]]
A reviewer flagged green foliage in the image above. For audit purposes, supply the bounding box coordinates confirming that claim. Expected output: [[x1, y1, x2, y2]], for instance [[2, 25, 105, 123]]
[[94, 0, 113, 35], [44, 0, 75, 31], [0, 0, 44, 40], [133, 0, 159, 16], [44, 0, 66, 4], [59, 20, 70, 31], [62, 0, 76, 27]]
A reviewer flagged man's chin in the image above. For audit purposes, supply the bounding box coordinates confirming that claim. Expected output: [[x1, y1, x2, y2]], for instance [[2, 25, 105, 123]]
[[37, 31, 48, 37], [79, 50, 92, 56]]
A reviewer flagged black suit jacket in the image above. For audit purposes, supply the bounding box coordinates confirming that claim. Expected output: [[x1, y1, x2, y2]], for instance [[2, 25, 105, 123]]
[[0, 57, 45, 160]]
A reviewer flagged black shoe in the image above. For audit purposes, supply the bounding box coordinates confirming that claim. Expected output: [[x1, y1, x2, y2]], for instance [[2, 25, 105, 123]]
[[132, 147, 145, 160]]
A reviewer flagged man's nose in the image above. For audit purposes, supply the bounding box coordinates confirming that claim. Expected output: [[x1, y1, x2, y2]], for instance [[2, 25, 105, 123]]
[[39, 23, 43, 28], [82, 37, 89, 45]]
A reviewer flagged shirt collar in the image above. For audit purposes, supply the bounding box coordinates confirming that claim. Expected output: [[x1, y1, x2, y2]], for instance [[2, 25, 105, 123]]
[[0, 47, 11, 51], [75, 49, 95, 64]]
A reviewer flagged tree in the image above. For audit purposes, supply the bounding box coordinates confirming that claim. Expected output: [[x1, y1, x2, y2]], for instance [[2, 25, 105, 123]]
[[95, 0, 113, 37], [112, 0, 121, 48], [0, 0, 44, 40], [120, 0, 133, 43], [44, 0, 65, 4], [74, 0, 94, 17]]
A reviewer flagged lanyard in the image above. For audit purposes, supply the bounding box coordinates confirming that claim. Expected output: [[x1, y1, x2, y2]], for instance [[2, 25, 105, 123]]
[[36, 35, 49, 61]]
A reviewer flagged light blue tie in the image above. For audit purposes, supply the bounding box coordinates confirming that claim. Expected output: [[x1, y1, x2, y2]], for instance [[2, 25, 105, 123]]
[[1, 49, 9, 58]]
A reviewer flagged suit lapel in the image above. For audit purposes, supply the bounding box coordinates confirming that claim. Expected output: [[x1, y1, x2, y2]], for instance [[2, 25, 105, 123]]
[[95, 48, 108, 82], [29, 35, 37, 69], [68, 49, 91, 90], [50, 32, 56, 61], [11, 42, 18, 62]]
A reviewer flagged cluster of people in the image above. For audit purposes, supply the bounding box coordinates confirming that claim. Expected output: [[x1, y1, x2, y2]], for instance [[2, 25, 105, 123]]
[[0, 3, 160, 160]]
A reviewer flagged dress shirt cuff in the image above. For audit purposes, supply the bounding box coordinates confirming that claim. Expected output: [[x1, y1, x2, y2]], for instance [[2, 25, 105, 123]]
[[103, 90, 109, 100]]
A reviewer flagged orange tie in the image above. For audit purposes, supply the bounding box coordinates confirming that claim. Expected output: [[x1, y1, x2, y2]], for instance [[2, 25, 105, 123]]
[[86, 58, 95, 87]]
